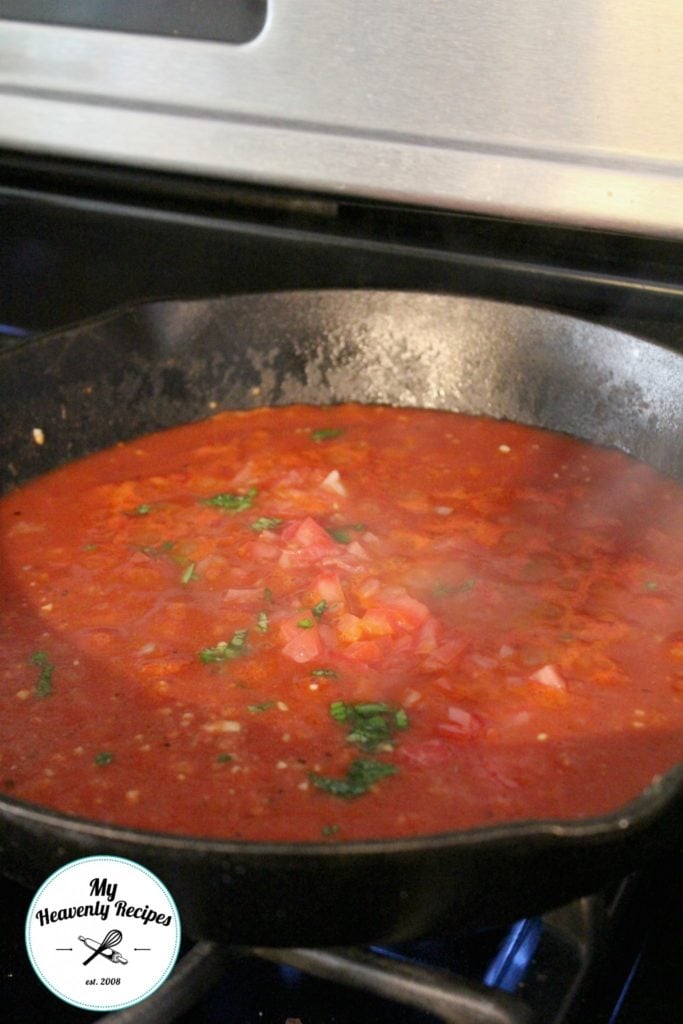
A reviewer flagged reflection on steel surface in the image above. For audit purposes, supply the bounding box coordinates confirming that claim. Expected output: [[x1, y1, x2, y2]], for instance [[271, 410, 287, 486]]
[[0, 2, 682, 235]]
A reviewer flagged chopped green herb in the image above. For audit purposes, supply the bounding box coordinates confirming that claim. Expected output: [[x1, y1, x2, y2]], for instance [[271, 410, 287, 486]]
[[312, 599, 327, 619], [644, 580, 659, 591], [199, 629, 249, 663], [94, 751, 114, 766], [251, 516, 283, 533], [321, 823, 340, 837], [329, 700, 409, 752], [346, 719, 392, 751], [456, 577, 477, 593], [263, 587, 273, 604], [311, 668, 338, 678], [82, 543, 98, 552], [140, 540, 175, 558], [180, 562, 198, 585], [257, 611, 269, 633], [328, 528, 351, 544], [327, 523, 364, 545], [309, 759, 397, 798], [216, 753, 233, 763], [330, 700, 348, 722], [311, 428, 344, 443], [203, 487, 257, 513], [297, 617, 314, 629], [30, 650, 54, 699], [126, 503, 152, 516], [248, 701, 275, 713], [354, 702, 393, 715]]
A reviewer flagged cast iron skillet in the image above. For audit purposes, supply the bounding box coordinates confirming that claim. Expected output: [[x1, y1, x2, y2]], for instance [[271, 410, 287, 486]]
[[1, 290, 682, 947]]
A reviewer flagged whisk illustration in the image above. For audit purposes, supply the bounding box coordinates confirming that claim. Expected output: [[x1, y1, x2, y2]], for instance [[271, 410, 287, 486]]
[[79, 929, 127, 965]]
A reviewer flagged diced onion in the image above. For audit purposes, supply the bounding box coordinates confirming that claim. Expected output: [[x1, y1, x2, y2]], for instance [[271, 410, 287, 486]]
[[529, 663, 566, 690], [321, 469, 347, 496]]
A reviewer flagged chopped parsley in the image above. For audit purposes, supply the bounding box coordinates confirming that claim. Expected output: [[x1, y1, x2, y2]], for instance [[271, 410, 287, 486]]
[[297, 602, 327, 629], [216, 752, 233, 763], [329, 701, 409, 752], [321, 823, 340, 837], [126, 503, 152, 516], [263, 588, 273, 603], [311, 667, 338, 678], [180, 562, 198, 585], [94, 751, 114, 766], [395, 708, 409, 729], [311, 428, 345, 443], [140, 540, 175, 558], [257, 611, 269, 633], [251, 516, 283, 533], [248, 701, 275, 713], [309, 759, 397, 798], [327, 524, 365, 544], [30, 650, 54, 699], [643, 580, 659, 591], [199, 629, 248, 663], [203, 487, 257, 513], [328, 528, 351, 544]]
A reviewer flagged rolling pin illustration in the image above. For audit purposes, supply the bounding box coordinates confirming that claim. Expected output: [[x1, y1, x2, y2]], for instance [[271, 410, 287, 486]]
[[78, 931, 128, 965]]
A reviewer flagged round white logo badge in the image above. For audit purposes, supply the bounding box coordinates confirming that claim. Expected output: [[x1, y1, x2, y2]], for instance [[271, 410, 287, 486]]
[[25, 855, 181, 1012]]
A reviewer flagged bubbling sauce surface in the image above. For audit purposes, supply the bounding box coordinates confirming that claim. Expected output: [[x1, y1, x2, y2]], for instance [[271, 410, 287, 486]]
[[1, 404, 682, 841]]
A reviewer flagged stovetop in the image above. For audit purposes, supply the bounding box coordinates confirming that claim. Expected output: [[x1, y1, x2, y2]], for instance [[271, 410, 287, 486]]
[[3, 857, 682, 1023], [1, 157, 682, 1023]]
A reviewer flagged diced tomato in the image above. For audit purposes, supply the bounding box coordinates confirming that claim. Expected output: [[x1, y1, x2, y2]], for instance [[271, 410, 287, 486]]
[[479, 757, 520, 790], [278, 546, 333, 569], [129, 550, 152, 566], [423, 637, 469, 670], [356, 577, 381, 605], [359, 608, 394, 637], [336, 612, 364, 643], [310, 571, 346, 609], [252, 540, 280, 561], [342, 639, 385, 662], [436, 706, 482, 740], [375, 589, 430, 630], [397, 739, 454, 767], [281, 633, 323, 663], [280, 617, 324, 663], [414, 616, 439, 654], [290, 516, 337, 549]]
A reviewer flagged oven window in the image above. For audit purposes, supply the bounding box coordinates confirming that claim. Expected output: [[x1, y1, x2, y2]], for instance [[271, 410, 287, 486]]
[[0, 0, 267, 44]]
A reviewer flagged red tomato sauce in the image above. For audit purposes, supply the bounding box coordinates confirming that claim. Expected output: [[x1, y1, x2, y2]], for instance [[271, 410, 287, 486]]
[[1, 404, 682, 842]]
